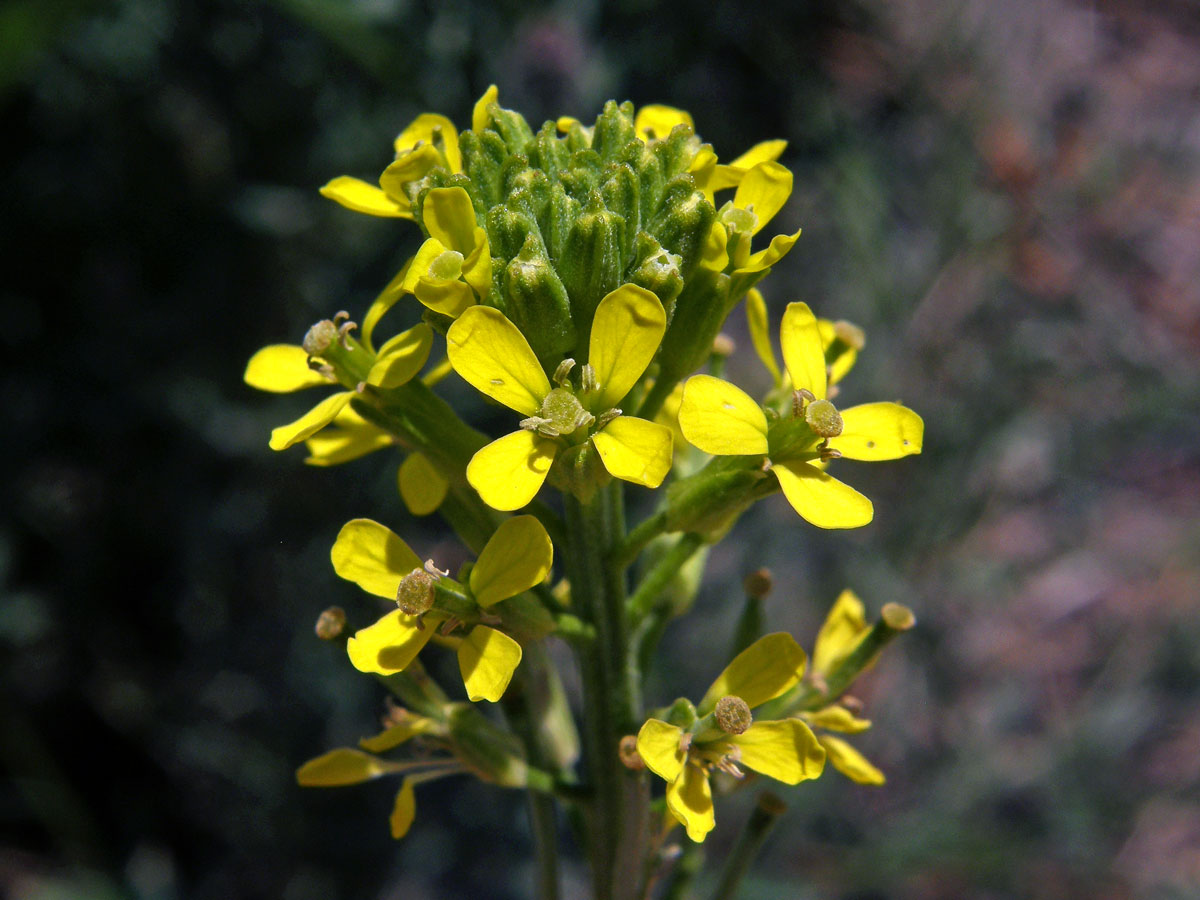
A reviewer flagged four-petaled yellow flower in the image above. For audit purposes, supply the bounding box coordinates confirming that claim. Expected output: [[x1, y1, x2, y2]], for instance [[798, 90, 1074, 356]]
[[678, 301, 923, 529], [637, 632, 826, 842], [447, 284, 674, 511], [318, 85, 498, 219], [333, 514, 553, 702]]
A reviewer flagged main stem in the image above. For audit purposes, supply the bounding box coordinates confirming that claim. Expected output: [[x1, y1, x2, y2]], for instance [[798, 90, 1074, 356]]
[[564, 483, 646, 900]]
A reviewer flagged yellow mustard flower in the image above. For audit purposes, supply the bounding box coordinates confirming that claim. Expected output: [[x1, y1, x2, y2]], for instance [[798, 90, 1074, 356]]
[[795, 589, 890, 784], [297, 711, 455, 839], [333, 515, 553, 701], [446, 284, 674, 511], [244, 318, 433, 452], [319, 85, 498, 219], [699, 157, 802, 279], [397, 186, 492, 317], [636, 633, 826, 842], [678, 301, 923, 529]]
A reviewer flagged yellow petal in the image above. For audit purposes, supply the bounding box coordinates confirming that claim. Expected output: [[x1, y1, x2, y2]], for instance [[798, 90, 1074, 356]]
[[635, 718, 687, 783], [727, 139, 787, 170], [472, 84, 499, 133], [296, 748, 401, 786], [666, 763, 715, 843], [415, 277, 476, 317], [803, 705, 871, 734], [394, 112, 462, 172], [378, 143, 442, 198], [401, 238, 451, 292], [269, 391, 353, 451], [366, 323, 433, 389], [588, 285, 667, 410], [331, 518, 422, 599], [390, 777, 417, 838], [422, 187, 478, 254], [735, 228, 801, 275], [772, 461, 873, 529], [305, 410, 392, 466], [633, 104, 693, 141], [812, 589, 868, 676], [780, 302, 826, 399], [466, 430, 558, 511], [319, 176, 409, 218], [820, 735, 885, 785], [446, 306, 550, 416], [829, 403, 924, 461], [362, 263, 411, 348], [678, 375, 768, 456], [733, 719, 825, 785], [457, 625, 523, 702], [698, 220, 729, 271], [699, 632, 807, 714], [245, 345, 329, 393], [591, 416, 673, 488], [359, 718, 438, 753], [346, 610, 434, 675], [745, 289, 782, 386], [732, 161, 792, 234], [470, 515, 554, 608], [398, 452, 449, 516], [461, 228, 493, 300]]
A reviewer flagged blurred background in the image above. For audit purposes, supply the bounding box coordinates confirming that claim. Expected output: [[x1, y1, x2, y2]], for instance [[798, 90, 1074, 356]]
[[4, 0, 1199, 898]]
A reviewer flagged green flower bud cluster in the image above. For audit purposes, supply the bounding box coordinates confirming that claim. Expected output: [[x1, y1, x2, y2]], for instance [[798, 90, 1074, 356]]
[[409, 100, 709, 368]]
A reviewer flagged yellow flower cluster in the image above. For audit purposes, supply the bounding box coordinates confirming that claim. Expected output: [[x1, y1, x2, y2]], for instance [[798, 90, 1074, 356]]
[[244, 86, 921, 847]]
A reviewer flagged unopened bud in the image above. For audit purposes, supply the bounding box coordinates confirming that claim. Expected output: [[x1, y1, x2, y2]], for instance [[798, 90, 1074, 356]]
[[302, 320, 339, 356], [396, 568, 439, 617], [315, 606, 346, 640], [714, 696, 753, 735], [743, 568, 773, 600], [805, 398, 844, 438]]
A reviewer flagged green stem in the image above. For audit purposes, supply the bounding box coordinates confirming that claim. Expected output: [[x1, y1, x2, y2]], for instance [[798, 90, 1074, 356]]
[[613, 510, 669, 569], [527, 792, 560, 900], [709, 793, 787, 900], [563, 484, 645, 900], [626, 533, 705, 622]]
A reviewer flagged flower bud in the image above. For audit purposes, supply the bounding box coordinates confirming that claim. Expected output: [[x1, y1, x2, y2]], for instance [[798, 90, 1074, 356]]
[[315, 606, 346, 640], [648, 175, 716, 279], [396, 568, 439, 617], [460, 129, 507, 209], [714, 696, 752, 735], [591, 100, 636, 163], [504, 234, 575, 363], [559, 193, 624, 338], [628, 234, 683, 320]]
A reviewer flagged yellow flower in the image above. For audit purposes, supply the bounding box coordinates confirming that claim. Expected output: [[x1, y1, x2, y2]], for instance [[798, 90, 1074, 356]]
[[398, 186, 492, 316], [244, 318, 433, 452], [296, 712, 456, 839], [446, 284, 674, 511], [699, 156, 802, 278], [636, 633, 826, 842], [333, 515, 553, 702], [677, 301, 923, 529], [745, 287, 862, 393], [794, 589, 889, 785]]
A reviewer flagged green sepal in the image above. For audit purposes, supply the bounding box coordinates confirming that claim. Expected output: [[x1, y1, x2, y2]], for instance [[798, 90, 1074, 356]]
[[646, 175, 716, 279], [663, 697, 698, 729], [487, 105, 535, 155], [601, 162, 641, 253], [619, 141, 665, 229], [591, 100, 636, 163], [493, 593, 557, 643], [653, 126, 701, 179], [563, 119, 592, 154], [545, 440, 610, 506], [541, 181, 580, 264], [487, 203, 541, 262], [503, 233, 576, 363], [558, 192, 625, 346], [627, 232, 684, 321], [560, 149, 602, 200], [505, 166, 551, 225], [460, 129, 509, 210], [529, 120, 570, 180]]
